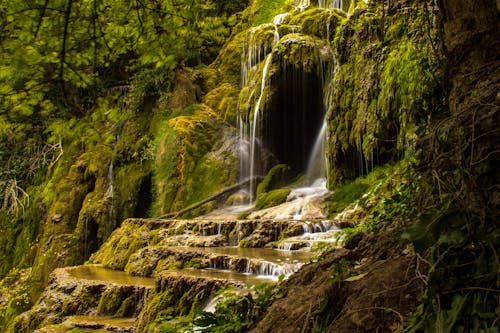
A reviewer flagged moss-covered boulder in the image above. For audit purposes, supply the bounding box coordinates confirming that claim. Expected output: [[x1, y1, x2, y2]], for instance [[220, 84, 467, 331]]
[[255, 188, 291, 210], [256, 164, 292, 197], [288, 7, 346, 41]]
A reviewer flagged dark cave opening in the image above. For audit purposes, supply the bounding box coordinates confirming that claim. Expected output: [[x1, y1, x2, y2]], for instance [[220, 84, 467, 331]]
[[83, 219, 99, 261], [133, 174, 153, 218], [262, 65, 325, 177]]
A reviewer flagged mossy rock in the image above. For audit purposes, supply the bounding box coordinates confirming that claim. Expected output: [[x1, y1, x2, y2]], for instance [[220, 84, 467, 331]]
[[289, 7, 346, 40], [202, 83, 239, 123], [275, 33, 331, 73], [255, 188, 291, 210], [97, 288, 125, 316], [225, 192, 250, 206], [256, 164, 292, 197], [208, 31, 247, 85], [89, 221, 151, 270], [136, 290, 175, 332]]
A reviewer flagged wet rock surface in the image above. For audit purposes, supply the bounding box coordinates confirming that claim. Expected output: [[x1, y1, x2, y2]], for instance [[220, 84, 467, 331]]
[[18, 216, 347, 332], [11, 266, 153, 332]]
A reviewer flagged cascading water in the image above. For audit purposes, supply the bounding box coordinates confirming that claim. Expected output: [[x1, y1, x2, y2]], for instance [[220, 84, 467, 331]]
[[239, 24, 281, 201], [305, 120, 327, 185], [318, 0, 344, 9], [238, 1, 340, 212], [248, 53, 274, 200]]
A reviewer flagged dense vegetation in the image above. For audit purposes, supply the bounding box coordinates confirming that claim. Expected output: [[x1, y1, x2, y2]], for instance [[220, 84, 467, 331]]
[[0, 0, 498, 332], [0, 0, 248, 326]]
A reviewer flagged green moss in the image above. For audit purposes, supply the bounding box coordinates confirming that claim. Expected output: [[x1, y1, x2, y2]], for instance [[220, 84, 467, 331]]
[[202, 83, 239, 123], [151, 123, 180, 216], [276, 33, 331, 73], [184, 258, 203, 269], [116, 297, 135, 317], [252, 0, 292, 26], [327, 3, 440, 186], [97, 288, 124, 316], [153, 105, 238, 216], [238, 238, 250, 248], [255, 188, 291, 210], [208, 31, 247, 86], [327, 164, 395, 217], [256, 164, 291, 197], [237, 209, 253, 220], [136, 290, 175, 332], [289, 7, 345, 40], [2, 288, 32, 325], [90, 221, 151, 270]]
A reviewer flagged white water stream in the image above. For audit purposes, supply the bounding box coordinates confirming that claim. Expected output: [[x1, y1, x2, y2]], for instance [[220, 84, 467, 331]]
[[249, 53, 275, 200]]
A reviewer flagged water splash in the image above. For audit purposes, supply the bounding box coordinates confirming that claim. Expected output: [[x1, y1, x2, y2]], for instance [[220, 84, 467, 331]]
[[305, 121, 327, 185], [296, 0, 311, 11], [273, 13, 290, 25]]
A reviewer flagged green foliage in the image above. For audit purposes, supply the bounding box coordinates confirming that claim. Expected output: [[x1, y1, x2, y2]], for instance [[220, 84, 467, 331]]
[[252, 0, 292, 26], [194, 284, 284, 332], [327, 2, 441, 185], [327, 163, 402, 217], [311, 242, 337, 261], [379, 39, 435, 149], [404, 207, 499, 332]]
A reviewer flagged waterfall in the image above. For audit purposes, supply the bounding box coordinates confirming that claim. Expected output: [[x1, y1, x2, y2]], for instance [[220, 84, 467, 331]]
[[105, 161, 114, 198], [318, 0, 344, 9], [105, 160, 115, 240], [239, 24, 280, 201], [248, 53, 274, 200], [296, 0, 311, 11], [273, 13, 290, 25], [305, 120, 327, 184]]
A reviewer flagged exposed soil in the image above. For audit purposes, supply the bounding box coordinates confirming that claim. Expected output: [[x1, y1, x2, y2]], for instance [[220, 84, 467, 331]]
[[251, 237, 428, 333]]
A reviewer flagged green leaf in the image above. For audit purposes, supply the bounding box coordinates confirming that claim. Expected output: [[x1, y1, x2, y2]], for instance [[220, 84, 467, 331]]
[[344, 272, 368, 282]]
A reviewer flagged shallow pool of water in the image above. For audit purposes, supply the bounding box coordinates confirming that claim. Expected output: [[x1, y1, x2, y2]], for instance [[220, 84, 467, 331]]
[[67, 265, 155, 287], [164, 268, 278, 284], [174, 246, 312, 263]]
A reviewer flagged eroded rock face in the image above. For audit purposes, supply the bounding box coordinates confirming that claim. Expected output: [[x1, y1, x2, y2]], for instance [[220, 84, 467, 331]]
[[9, 266, 153, 333], [136, 273, 241, 333], [90, 218, 333, 271]]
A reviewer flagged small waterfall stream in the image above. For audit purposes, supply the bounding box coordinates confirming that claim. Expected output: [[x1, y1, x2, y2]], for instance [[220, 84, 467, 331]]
[[305, 120, 327, 185], [319, 0, 344, 9], [249, 53, 275, 200], [239, 22, 281, 201], [237, 0, 339, 217]]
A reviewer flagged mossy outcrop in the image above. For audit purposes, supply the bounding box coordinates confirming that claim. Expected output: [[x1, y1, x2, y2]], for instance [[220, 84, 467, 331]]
[[136, 274, 237, 333], [153, 105, 239, 216], [7, 266, 152, 333], [326, 0, 441, 185]]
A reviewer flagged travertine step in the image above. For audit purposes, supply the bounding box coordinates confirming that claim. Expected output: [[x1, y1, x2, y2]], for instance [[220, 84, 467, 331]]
[[34, 316, 136, 332]]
